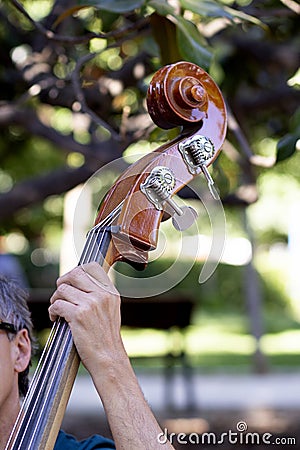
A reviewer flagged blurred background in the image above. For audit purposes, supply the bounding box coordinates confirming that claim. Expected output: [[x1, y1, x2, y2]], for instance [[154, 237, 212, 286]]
[[0, 0, 300, 448]]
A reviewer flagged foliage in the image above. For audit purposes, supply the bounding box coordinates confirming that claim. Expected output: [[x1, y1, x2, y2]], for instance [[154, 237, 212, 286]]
[[0, 0, 299, 295], [115, 256, 290, 314]]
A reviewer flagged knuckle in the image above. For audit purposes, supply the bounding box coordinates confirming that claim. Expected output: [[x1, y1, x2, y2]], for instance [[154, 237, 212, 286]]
[[74, 303, 90, 324], [100, 291, 120, 311], [49, 300, 61, 315], [76, 265, 88, 277], [85, 296, 98, 312], [57, 283, 69, 295]]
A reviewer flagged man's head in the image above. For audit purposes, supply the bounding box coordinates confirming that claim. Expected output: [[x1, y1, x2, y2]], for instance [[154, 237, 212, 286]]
[[0, 275, 34, 398]]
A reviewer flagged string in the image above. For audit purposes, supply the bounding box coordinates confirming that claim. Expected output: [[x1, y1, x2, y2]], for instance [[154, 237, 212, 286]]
[[15, 321, 71, 449], [6, 201, 124, 449], [8, 208, 120, 448], [79, 200, 124, 265]]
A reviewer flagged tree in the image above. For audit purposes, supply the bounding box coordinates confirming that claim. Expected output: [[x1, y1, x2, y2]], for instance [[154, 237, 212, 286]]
[[0, 0, 299, 239]]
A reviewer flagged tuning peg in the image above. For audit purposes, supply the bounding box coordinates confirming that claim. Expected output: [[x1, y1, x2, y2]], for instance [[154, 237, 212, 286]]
[[201, 165, 220, 200], [165, 200, 198, 231], [178, 134, 220, 200], [140, 166, 198, 231]]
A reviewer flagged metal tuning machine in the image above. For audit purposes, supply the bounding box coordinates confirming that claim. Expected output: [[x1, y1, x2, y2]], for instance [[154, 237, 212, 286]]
[[140, 166, 198, 231], [178, 134, 220, 200]]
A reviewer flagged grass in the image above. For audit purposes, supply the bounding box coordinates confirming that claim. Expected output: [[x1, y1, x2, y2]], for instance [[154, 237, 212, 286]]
[[33, 311, 300, 373]]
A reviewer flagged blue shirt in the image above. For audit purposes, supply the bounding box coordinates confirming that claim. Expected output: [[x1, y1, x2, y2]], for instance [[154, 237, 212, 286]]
[[54, 430, 115, 449]]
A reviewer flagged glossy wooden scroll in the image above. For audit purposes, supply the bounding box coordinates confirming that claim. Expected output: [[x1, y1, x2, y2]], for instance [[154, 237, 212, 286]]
[[95, 61, 227, 268]]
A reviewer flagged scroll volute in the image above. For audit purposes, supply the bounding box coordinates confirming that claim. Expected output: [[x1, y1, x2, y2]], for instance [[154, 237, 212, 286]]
[[95, 62, 227, 267]]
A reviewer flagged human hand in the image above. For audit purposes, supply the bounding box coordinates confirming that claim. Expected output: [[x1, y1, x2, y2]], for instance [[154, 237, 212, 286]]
[[49, 263, 175, 449], [49, 262, 125, 374]]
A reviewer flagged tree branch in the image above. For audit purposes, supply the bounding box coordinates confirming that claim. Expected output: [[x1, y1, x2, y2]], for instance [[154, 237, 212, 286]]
[[0, 142, 129, 220], [0, 103, 125, 163], [10, 0, 149, 44], [0, 166, 94, 220]]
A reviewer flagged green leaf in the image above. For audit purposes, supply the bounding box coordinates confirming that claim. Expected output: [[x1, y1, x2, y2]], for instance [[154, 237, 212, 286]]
[[290, 108, 300, 133], [53, 6, 91, 27], [213, 163, 230, 197], [55, 0, 144, 26], [149, 126, 180, 142], [180, 0, 233, 20], [223, 5, 266, 28], [147, 0, 175, 16], [149, 13, 181, 65], [180, 0, 266, 28], [276, 133, 299, 163], [78, 0, 145, 13], [173, 16, 212, 69]]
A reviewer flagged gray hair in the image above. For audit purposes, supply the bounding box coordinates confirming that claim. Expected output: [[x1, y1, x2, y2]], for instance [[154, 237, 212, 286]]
[[0, 274, 36, 397]]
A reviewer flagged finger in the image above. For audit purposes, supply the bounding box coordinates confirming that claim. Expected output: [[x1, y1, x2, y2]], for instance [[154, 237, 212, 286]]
[[50, 282, 85, 305], [82, 262, 119, 296], [48, 299, 76, 322], [57, 263, 118, 296], [56, 265, 95, 292]]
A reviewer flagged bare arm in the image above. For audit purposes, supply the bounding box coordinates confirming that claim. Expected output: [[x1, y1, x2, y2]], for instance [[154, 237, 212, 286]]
[[49, 262, 174, 450]]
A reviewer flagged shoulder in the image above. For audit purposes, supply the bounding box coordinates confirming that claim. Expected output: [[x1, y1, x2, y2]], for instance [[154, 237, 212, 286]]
[[54, 430, 115, 450]]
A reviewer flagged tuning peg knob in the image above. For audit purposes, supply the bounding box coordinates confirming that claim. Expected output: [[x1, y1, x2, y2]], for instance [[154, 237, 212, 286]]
[[165, 201, 198, 231], [172, 206, 198, 231]]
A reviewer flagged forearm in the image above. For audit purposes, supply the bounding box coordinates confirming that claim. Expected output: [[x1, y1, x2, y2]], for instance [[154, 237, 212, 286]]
[[48, 264, 173, 448], [91, 355, 174, 450]]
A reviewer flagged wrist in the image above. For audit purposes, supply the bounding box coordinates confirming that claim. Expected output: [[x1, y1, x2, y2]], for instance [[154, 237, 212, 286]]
[[86, 347, 133, 383], [91, 354, 140, 402]]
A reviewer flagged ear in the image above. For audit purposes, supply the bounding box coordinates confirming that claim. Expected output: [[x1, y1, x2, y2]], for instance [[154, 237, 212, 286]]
[[13, 329, 32, 374]]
